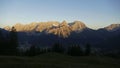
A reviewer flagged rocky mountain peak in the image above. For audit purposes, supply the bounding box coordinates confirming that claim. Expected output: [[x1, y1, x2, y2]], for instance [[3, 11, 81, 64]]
[[13, 23, 24, 31], [60, 20, 68, 26], [105, 24, 120, 31], [46, 21, 71, 38], [70, 21, 86, 31], [4, 26, 11, 31]]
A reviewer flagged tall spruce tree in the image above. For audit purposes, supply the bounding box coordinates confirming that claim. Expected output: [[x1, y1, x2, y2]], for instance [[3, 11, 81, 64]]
[[52, 43, 64, 53], [67, 45, 83, 56], [0, 29, 11, 55], [85, 43, 91, 56], [10, 27, 18, 55], [0, 29, 4, 54]]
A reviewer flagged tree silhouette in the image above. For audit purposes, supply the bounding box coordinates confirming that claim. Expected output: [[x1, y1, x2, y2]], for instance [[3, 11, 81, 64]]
[[67, 45, 83, 56], [85, 43, 91, 56], [9, 27, 18, 55], [0, 29, 4, 54], [52, 43, 64, 53], [25, 45, 43, 56], [26, 45, 36, 56], [0, 29, 10, 55]]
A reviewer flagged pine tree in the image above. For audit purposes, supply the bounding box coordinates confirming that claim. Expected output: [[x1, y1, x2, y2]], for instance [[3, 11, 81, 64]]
[[67, 45, 83, 56], [0, 29, 10, 55], [0, 29, 4, 54], [10, 27, 18, 55], [27, 45, 36, 56], [25, 45, 42, 56], [85, 43, 91, 56], [52, 43, 64, 53]]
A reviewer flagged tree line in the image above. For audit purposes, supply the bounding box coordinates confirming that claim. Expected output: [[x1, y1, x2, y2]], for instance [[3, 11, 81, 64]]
[[18, 43, 91, 56]]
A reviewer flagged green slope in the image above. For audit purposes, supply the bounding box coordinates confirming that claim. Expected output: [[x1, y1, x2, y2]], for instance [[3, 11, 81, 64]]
[[0, 53, 120, 68]]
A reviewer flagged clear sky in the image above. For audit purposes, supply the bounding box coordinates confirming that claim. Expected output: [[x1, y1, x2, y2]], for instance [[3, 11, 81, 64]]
[[0, 0, 120, 29]]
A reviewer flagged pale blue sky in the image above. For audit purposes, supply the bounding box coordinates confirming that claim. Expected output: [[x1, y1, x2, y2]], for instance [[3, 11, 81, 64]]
[[0, 0, 120, 29]]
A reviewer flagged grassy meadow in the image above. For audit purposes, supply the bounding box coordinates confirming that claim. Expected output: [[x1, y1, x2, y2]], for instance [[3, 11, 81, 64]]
[[0, 53, 120, 68]]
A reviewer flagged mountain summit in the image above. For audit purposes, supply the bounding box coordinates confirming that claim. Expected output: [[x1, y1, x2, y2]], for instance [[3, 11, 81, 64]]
[[104, 24, 120, 31], [46, 20, 72, 37], [46, 21, 87, 37], [70, 21, 86, 31]]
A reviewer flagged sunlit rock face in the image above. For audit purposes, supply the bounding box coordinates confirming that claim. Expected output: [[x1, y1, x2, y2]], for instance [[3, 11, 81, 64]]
[[70, 21, 87, 31], [104, 24, 120, 31], [46, 21, 72, 38], [4, 26, 11, 31], [35, 21, 59, 32], [46, 20, 87, 38], [3, 21, 87, 37]]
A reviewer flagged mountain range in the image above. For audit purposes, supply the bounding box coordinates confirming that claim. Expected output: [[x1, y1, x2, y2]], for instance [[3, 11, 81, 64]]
[[4, 21, 87, 37], [1, 21, 120, 52]]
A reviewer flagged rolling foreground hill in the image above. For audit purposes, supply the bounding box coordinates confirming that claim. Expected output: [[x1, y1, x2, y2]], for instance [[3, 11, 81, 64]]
[[0, 53, 120, 68]]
